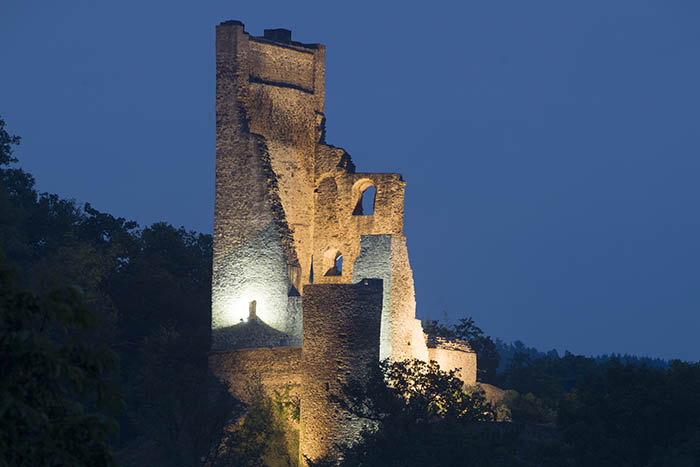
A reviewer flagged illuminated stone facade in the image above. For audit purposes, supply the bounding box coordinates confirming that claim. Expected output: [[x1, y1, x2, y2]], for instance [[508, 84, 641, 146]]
[[209, 21, 476, 464]]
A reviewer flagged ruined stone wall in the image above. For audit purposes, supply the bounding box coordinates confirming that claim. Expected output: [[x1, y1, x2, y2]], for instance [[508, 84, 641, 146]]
[[300, 280, 383, 463], [212, 22, 325, 349], [353, 235, 428, 361], [212, 20, 478, 463], [244, 35, 325, 294], [209, 346, 302, 403], [213, 21, 416, 352], [312, 172, 406, 285], [351, 235, 392, 359], [248, 39, 317, 92], [426, 336, 477, 386], [428, 348, 477, 387]]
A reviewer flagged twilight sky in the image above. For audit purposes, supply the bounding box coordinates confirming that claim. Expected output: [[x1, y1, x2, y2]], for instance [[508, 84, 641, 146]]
[[2, 1, 699, 361]]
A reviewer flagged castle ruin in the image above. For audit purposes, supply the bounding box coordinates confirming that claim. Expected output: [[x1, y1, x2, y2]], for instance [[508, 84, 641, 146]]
[[209, 20, 477, 463]]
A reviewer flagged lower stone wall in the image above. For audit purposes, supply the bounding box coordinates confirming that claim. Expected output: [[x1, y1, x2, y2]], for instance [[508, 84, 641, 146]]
[[300, 279, 383, 465], [209, 346, 302, 402], [428, 347, 477, 387]]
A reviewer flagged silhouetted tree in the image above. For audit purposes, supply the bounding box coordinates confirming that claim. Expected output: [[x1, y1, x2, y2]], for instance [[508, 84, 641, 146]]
[[118, 325, 235, 467], [0, 117, 20, 166], [309, 359, 570, 467], [0, 256, 122, 466], [0, 115, 218, 465], [558, 360, 700, 466]]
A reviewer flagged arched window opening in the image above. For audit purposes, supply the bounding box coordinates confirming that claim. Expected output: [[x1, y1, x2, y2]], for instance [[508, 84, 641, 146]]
[[352, 179, 376, 216], [335, 254, 343, 274], [324, 249, 343, 276]]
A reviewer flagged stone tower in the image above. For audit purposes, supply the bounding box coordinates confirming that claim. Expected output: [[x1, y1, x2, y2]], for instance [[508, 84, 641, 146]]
[[210, 20, 476, 463]]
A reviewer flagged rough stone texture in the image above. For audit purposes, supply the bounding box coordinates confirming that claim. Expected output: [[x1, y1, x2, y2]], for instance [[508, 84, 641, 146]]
[[211, 20, 477, 465], [353, 235, 429, 361], [212, 22, 323, 349], [311, 173, 406, 287], [209, 346, 302, 403], [300, 279, 383, 463], [426, 335, 477, 386], [351, 235, 392, 358], [213, 23, 407, 351]]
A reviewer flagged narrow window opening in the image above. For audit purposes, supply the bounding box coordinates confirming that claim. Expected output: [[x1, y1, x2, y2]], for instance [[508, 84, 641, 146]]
[[335, 254, 343, 274], [325, 250, 343, 276], [309, 256, 314, 284], [248, 300, 257, 321], [352, 184, 376, 215], [361, 185, 376, 215]]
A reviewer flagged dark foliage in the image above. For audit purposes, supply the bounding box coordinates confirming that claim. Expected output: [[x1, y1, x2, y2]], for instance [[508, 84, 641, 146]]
[[309, 359, 571, 467], [495, 347, 700, 465], [120, 325, 235, 467], [559, 360, 700, 466], [0, 115, 227, 466], [496, 352, 600, 417], [0, 117, 21, 166], [0, 256, 122, 466], [4, 114, 700, 466], [211, 382, 300, 467], [336, 359, 495, 424], [495, 339, 669, 373], [317, 356, 700, 466]]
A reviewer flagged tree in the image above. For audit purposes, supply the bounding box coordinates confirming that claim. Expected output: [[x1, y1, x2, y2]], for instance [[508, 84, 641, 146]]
[[307, 359, 506, 466], [0, 116, 39, 275], [501, 390, 557, 425], [452, 318, 500, 383], [211, 382, 300, 467], [0, 116, 20, 166], [119, 325, 236, 467], [309, 359, 574, 466], [0, 115, 219, 466], [558, 360, 700, 466], [108, 222, 212, 346], [423, 319, 456, 339], [334, 359, 495, 426], [0, 255, 122, 466]]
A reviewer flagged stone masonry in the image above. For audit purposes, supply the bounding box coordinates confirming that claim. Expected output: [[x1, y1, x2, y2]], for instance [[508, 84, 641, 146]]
[[209, 20, 477, 464]]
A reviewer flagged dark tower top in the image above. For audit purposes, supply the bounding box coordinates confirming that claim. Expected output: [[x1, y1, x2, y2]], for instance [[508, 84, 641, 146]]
[[264, 28, 292, 43]]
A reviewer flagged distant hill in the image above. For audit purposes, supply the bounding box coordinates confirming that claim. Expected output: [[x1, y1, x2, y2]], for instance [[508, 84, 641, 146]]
[[495, 338, 671, 371]]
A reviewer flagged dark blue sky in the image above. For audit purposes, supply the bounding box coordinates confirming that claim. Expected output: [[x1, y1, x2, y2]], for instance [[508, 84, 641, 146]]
[[3, 1, 700, 360]]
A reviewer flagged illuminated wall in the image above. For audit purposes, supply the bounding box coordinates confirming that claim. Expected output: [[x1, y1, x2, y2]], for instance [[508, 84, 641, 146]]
[[300, 279, 383, 462], [427, 336, 478, 386], [211, 20, 477, 466], [212, 22, 323, 350], [212, 22, 410, 353], [211, 222, 301, 349]]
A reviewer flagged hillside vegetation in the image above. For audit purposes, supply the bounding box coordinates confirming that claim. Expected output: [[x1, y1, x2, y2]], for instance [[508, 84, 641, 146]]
[[2, 116, 700, 466]]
